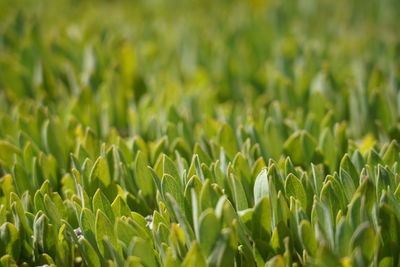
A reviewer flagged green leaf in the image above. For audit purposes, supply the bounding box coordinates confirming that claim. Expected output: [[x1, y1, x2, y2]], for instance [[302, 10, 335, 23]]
[[199, 179, 219, 212], [0, 206, 6, 226], [33, 213, 57, 254], [166, 194, 195, 244], [134, 151, 154, 196], [0, 254, 18, 267], [0, 141, 20, 168], [316, 243, 341, 267], [335, 219, 352, 257], [163, 154, 180, 182], [93, 189, 115, 224], [338, 170, 356, 202], [41, 119, 66, 167], [379, 257, 393, 267], [285, 174, 307, 210], [299, 220, 317, 256], [276, 191, 290, 223], [283, 130, 316, 166], [103, 235, 124, 267], [339, 154, 359, 187], [320, 178, 344, 216], [124, 256, 145, 267], [11, 163, 31, 195], [0, 174, 14, 208], [130, 213, 152, 238], [56, 224, 74, 267], [182, 241, 207, 267], [382, 140, 400, 166], [0, 223, 21, 261], [95, 210, 116, 256], [265, 118, 284, 160], [253, 168, 268, 203], [252, 197, 271, 240], [164, 246, 181, 267], [116, 218, 138, 246], [80, 208, 97, 248], [111, 195, 131, 218], [270, 221, 289, 253], [379, 203, 399, 246], [10, 193, 32, 235], [351, 222, 376, 261], [90, 156, 111, 191], [39, 154, 58, 189], [376, 165, 392, 194], [199, 209, 220, 256], [122, 218, 150, 244], [265, 255, 285, 267], [218, 123, 238, 160], [319, 127, 337, 171], [79, 238, 101, 267], [229, 173, 248, 211], [207, 229, 236, 267], [311, 200, 334, 248], [161, 174, 184, 212], [128, 237, 157, 267], [37, 253, 55, 266]]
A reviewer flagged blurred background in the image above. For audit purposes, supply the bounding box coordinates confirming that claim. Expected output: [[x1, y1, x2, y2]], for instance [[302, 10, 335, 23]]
[[0, 0, 399, 143]]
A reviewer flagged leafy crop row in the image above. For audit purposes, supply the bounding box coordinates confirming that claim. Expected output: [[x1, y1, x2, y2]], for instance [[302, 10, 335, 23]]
[[0, 0, 400, 266]]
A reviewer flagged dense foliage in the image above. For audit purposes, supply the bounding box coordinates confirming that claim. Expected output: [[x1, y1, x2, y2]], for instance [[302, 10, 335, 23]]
[[1, 0, 400, 266]]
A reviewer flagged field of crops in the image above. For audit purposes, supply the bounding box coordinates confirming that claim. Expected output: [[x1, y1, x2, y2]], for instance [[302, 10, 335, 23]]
[[1, 0, 400, 266]]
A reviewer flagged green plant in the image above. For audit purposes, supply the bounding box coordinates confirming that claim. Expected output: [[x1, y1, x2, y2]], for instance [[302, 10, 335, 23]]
[[0, 0, 400, 266]]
